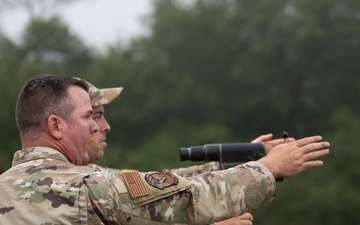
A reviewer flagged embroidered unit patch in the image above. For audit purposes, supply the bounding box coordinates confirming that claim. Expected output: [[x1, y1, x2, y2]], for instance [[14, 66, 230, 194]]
[[145, 171, 179, 190], [123, 171, 149, 198]]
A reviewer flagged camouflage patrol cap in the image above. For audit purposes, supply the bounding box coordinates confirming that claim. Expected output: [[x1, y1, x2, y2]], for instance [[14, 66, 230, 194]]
[[86, 81, 123, 106]]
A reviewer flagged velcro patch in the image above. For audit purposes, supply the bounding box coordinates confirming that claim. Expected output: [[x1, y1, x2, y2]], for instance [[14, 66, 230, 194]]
[[123, 171, 149, 198], [145, 171, 179, 190]]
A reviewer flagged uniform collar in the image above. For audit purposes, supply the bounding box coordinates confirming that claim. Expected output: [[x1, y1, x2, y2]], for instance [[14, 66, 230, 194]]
[[12, 147, 70, 166]]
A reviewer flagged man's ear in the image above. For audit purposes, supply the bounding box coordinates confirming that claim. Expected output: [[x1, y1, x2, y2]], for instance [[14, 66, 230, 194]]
[[47, 115, 64, 139]]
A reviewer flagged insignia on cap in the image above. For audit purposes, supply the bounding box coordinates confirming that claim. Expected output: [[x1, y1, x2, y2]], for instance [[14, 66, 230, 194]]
[[123, 171, 149, 198], [145, 171, 179, 190]]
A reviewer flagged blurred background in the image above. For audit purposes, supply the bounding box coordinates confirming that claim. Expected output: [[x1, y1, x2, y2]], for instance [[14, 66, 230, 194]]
[[0, 0, 359, 224]]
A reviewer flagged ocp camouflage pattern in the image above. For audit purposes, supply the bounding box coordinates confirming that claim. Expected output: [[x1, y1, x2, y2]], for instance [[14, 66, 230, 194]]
[[86, 81, 122, 107], [89, 161, 221, 178], [163, 162, 221, 178], [0, 147, 276, 224]]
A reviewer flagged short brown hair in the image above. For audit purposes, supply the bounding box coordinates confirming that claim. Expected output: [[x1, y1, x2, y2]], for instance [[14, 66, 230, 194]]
[[15, 74, 88, 137]]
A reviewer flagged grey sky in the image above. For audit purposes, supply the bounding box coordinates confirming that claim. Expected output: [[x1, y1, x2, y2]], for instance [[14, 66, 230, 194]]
[[0, 0, 151, 50]]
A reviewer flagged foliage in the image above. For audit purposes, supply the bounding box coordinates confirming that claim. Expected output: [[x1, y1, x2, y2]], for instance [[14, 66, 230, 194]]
[[1, 0, 359, 224], [21, 16, 93, 74]]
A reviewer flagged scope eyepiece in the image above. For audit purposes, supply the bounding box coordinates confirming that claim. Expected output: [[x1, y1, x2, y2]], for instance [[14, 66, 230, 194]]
[[179, 146, 205, 161]]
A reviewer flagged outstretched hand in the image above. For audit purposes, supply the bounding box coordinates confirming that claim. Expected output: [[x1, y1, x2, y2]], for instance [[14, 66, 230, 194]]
[[258, 135, 330, 178]]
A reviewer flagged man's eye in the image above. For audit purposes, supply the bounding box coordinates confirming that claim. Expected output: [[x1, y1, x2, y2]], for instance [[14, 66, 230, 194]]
[[92, 114, 101, 119]]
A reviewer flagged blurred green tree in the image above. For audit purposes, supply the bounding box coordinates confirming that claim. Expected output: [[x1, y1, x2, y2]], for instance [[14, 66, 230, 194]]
[[21, 16, 93, 74]]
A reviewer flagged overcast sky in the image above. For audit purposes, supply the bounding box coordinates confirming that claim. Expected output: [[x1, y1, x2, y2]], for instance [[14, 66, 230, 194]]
[[0, 0, 151, 50]]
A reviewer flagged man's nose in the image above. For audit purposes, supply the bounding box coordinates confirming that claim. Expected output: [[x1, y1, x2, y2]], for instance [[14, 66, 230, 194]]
[[104, 120, 111, 132], [89, 118, 99, 134]]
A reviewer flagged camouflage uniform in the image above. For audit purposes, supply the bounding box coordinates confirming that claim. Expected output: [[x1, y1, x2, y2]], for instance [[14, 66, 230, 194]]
[[164, 162, 220, 178], [88, 162, 220, 178], [88, 163, 225, 225], [0, 147, 275, 224]]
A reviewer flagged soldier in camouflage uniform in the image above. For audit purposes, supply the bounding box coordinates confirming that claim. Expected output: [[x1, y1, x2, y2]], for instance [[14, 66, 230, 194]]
[[85, 80, 261, 225], [85, 80, 298, 225], [0, 74, 330, 224]]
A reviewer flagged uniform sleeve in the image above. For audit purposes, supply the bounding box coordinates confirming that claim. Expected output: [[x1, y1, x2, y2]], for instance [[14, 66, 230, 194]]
[[86, 161, 275, 225], [187, 161, 275, 224], [90, 162, 221, 178], [163, 162, 221, 178]]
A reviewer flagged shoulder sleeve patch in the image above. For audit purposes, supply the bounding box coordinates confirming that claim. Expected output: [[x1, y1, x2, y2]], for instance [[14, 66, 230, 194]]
[[145, 171, 178, 190], [116, 170, 191, 207]]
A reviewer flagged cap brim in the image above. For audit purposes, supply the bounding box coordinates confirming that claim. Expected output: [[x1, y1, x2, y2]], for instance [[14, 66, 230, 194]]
[[91, 87, 123, 106]]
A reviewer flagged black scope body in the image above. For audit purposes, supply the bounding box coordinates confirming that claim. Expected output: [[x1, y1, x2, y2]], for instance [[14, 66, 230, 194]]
[[179, 143, 266, 169]]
